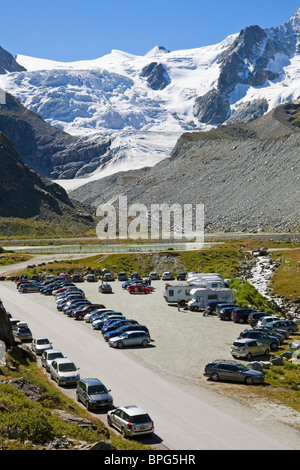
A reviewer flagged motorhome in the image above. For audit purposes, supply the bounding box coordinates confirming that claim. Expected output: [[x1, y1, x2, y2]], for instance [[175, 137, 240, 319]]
[[186, 272, 225, 288], [163, 283, 196, 304], [187, 288, 234, 311]]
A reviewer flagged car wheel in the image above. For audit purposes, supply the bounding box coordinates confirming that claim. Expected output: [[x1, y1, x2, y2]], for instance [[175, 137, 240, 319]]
[[117, 342, 124, 349], [77, 314, 83, 320], [211, 373, 219, 382], [194, 306, 198, 312], [23, 289, 27, 293], [142, 340, 148, 347], [121, 427, 127, 438], [264, 349, 270, 356], [246, 352, 252, 360], [107, 416, 112, 426], [245, 376, 254, 385], [288, 329, 293, 335], [270, 342, 278, 350]]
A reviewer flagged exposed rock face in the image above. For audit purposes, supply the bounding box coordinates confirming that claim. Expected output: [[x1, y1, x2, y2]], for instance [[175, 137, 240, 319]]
[[0, 300, 14, 347], [141, 62, 170, 90], [0, 91, 111, 179], [0, 46, 26, 74], [193, 12, 300, 125], [70, 103, 300, 234], [0, 131, 94, 232]]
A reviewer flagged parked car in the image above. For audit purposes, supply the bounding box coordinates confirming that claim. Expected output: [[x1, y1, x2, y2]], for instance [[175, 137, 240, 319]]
[[49, 358, 80, 386], [71, 304, 106, 320], [102, 273, 114, 281], [218, 306, 236, 321], [12, 322, 33, 342], [162, 272, 174, 280], [203, 360, 265, 385], [99, 284, 113, 293], [103, 324, 150, 342], [238, 329, 279, 350], [18, 282, 42, 293], [118, 272, 128, 281], [231, 308, 256, 323], [257, 316, 281, 327], [108, 331, 152, 349], [128, 285, 151, 295], [84, 309, 116, 323], [149, 272, 160, 280], [267, 320, 299, 334], [215, 303, 237, 315], [252, 326, 287, 342], [92, 314, 125, 330], [31, 337, 53, 355], [231, 338, 270, 360], [176, 272, 187, 281], [9, 318, 21, 330], [247, 312, 269, 326], [130, 272, 141, 280], [205, 301, 224, 316], [101, 319, 139, 335], [76, 378, 113, 410], [86, 274, 97, 282], [107, 405, 154, 437], [41, 349, 65, 371], [71, 274, 84, 282]]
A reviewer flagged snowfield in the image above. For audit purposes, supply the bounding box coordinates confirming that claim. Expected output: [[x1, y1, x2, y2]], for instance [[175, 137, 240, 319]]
[[1, 10, 300, 190]]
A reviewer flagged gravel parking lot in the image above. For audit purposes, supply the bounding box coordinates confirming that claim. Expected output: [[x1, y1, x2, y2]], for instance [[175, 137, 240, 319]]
[[11, 278, 248, 386]]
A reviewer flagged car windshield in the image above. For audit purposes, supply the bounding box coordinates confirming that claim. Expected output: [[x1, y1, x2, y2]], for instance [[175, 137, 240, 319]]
[[130, 414, 151, 424], [48, 352, 63, 360], [58, 363, 77, 372], [88, 385, 108, 394], [37, 339, 50, 344]]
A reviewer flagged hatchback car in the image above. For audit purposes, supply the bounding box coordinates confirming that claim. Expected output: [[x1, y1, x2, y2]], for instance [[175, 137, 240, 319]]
[[231, 308, 255, 323], [103, 324, 150, 342], [149, 272, 160, 280], [231, 338, 270, 360], [162, 272, 174, 280], [99, 284, 113, 293], [204, 360, 265, 385], [12, 322, 33, 342], [247, 312, 269, 326], [107, 405, 154, 438], [92, 314, 125, 330], [108, 331, 152, 349], [31, 337, 53, 355], [49, 358, 80, 386], [41, 349, 65, 371], [267, 320, 299, 334], [76, 378, 113, 410], [128, 285, 151, 295], [257, 316, 281, 326]]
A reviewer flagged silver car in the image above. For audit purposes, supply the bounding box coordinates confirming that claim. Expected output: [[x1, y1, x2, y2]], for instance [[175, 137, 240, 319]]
[[49, 357, 80, 386], [108, 331, 152, 349], [107, 405, 154, 437], [231, 338, 270, 360], [31, 337, 53, 355], [41, 349, 65, 371], [18, 283, 41, 293]]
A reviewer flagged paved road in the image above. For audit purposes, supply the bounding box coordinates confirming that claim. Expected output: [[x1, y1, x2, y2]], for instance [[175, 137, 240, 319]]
[[0, 281, 298, 450]]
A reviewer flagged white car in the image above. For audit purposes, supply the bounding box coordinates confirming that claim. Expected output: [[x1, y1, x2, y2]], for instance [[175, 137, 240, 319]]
[[31, 337, 53, 355], [49, 358, 80, 386], [41, 349, 65, 371], [162, 272, 174, 280]]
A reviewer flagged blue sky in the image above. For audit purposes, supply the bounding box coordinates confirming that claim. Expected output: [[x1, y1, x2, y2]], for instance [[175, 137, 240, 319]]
[[1, 1, 300, 61]]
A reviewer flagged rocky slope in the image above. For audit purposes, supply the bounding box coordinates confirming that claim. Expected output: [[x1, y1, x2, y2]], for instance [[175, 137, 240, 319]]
[[70, 103, 300, 233], [0, 131, 95, 234], [0, 91, 112, 179]]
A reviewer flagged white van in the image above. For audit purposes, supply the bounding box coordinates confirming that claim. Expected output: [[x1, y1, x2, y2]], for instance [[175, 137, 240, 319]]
[[187, 288, 234, 311]]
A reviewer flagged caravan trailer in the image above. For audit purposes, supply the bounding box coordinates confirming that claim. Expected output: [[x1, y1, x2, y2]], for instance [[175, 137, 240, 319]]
[[163, 284, 194, 305], [187, 288, 234, 311]]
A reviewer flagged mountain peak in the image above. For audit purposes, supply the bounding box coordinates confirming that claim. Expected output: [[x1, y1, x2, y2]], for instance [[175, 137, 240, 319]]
[[291, 8, 300, 20], [145, 46, 170, 57]]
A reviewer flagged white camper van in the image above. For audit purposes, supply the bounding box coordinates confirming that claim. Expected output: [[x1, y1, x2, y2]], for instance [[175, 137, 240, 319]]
[[187, 288, 234, 311], [163, 284, 194, 305]]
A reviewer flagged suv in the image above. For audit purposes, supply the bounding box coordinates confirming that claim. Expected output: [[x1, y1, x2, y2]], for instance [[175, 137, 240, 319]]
[[107, 405, 154, 437], [218, 306, 237, 321], [76, 378, 113, 410], [231, 308, 255, 323], [204, 360, 265, 385]]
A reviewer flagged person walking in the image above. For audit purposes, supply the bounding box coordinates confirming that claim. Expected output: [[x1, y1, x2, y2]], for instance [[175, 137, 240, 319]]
[[177, 299, 181, 311]]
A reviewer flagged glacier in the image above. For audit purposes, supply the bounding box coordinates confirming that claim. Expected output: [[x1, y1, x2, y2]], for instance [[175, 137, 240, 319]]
[[0, 9, 300, 191]]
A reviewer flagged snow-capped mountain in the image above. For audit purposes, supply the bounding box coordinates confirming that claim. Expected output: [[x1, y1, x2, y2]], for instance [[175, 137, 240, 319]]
[[0, 9, 300, 191]]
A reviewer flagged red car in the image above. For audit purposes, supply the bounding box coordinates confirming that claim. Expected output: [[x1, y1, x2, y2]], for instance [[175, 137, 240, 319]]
[[128, 285, 151, 295], [72, 304, 106, 320]]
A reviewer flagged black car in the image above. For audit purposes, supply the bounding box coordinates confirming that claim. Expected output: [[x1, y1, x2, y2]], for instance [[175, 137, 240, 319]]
[[205, 301, 221, 315], [218, 306, 237, 321], [231, 308, 255, 323], [204, 360, 264, 385], [247, 312, 269, 326], [177, 272, 187, 281]]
